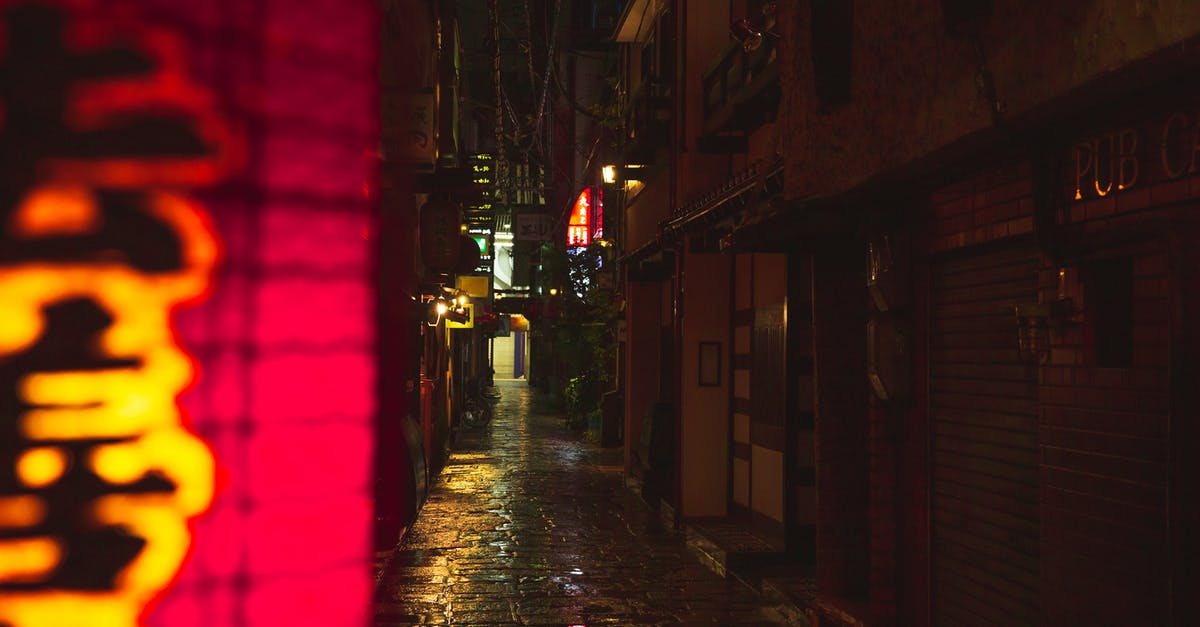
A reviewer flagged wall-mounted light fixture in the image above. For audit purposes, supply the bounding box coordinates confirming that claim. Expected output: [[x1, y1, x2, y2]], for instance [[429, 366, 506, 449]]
[[1014, 277, 1075, 363], [425, 297, 449, 326], [601, 164, 647, 187], [730, 2, 778, 53], [867, 237, 895, 312]]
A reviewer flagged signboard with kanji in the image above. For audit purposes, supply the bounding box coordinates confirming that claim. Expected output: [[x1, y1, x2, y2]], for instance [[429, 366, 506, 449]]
[[515, 213, 554, 241], [0, 4, 230, 625], [0, 2, 378, 626], [567, 188, 592, 247], [391, 90, 436, 168]]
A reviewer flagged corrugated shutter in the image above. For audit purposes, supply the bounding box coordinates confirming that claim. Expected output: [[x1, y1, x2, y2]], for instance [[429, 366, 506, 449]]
[[931, 245, 1039, 626]]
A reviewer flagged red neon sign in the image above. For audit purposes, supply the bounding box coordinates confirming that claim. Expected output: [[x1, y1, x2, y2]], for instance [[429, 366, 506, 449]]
[[567, 188, 591, 247], [2, 3, 378, 625], [0, 4, 233, 625]]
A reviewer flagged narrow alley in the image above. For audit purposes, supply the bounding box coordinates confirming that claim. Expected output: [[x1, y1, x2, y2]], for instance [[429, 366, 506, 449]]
[[373, 380, 790, 626]]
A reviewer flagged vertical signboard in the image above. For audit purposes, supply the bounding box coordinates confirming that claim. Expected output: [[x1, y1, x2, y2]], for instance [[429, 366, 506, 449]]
[[567, 188, 592, 247], [464, 153, 495, 225], [384, 89, 436, 169], [1, 2, 379, 626], [465, 153, 495, 274], [0, 5, 229, 625], [467, 224, 494, 273]]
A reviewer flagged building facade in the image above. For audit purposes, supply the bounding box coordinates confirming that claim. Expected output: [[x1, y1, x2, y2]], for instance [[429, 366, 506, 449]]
[[616, 1, 1199, 625]]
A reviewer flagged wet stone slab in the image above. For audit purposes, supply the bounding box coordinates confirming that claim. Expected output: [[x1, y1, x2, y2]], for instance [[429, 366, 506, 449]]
[[374, 380, 789, 626]]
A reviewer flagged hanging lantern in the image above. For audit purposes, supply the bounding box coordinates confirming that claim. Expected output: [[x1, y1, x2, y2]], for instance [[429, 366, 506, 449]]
[[419, 200, 462, 276], [453, 233, 481, 275]]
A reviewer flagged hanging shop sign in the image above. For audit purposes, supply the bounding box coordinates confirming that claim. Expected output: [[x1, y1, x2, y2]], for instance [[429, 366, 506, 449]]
[[0, 4, 235, 625], [419, 200, 462, 275], [386, 89, 437, 168], [467, 225, 493, 272], [464, 152, 495, 224], [1071, 106, 1200, 201], [567, 188, 592, 247], [515, 213, 554, 241], [456, 275, 491, 299]]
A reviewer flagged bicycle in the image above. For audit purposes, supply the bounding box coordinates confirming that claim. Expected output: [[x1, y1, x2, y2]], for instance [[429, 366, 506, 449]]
[[461, 377, 493, 427]]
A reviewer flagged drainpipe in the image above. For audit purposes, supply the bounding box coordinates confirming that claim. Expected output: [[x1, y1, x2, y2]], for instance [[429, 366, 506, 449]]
[[670, 0, 684, 520]]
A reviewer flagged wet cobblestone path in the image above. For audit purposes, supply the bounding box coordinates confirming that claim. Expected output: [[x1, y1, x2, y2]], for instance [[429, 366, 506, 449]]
[[374, 380, 789, 626]]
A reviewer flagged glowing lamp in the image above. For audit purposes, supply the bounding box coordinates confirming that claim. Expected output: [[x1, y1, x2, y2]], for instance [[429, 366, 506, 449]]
[[549, 288, 558, 296], [602, 165, 617, 184]]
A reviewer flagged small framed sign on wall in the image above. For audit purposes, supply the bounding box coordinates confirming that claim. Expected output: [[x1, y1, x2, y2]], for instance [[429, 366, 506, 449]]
[[699, 342, 721, 386]]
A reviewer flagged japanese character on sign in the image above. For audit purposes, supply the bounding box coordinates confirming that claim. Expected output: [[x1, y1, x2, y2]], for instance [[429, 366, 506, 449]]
[[0, 4, 236, 626], [514, 214, 553, 241]]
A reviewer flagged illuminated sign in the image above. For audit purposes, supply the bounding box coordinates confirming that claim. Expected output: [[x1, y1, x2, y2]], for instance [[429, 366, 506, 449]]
[[467, 224, 493, 272], [0, 4, 234, 625], [1072, 105, 1200, 201], [567, 188, 591, 247], [464, 153, 495, 244], [456, 275, 490, 299]]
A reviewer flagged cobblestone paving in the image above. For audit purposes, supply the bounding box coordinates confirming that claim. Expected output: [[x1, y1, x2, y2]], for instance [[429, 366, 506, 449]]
[[374, 380, 789, 626]]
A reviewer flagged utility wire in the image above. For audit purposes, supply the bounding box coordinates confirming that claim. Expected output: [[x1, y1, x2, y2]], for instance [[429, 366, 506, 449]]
[[531, 0, 562, 142]]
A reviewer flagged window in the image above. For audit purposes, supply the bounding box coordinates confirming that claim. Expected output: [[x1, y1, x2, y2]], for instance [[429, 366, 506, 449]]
[[1084, 257, 1134, 368]]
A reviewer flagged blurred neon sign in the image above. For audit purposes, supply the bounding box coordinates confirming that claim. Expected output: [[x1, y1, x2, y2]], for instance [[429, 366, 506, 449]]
[[0, 3, 234, 625]]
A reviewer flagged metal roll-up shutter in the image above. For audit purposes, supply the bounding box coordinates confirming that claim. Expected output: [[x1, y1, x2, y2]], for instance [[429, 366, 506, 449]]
[[931, 245, 1039, 626]]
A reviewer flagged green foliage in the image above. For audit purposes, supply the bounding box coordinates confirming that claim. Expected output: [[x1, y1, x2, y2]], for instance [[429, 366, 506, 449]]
[[544, 242, 620, 426], [586, 101, 623, 130]]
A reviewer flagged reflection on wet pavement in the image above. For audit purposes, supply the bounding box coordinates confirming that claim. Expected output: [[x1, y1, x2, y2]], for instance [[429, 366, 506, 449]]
[[373, 380, 788, 626]]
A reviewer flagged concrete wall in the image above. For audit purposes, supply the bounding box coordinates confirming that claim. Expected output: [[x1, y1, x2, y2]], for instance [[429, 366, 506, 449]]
[[777, 0, 1200, 200], [679, 248, 730, 517]]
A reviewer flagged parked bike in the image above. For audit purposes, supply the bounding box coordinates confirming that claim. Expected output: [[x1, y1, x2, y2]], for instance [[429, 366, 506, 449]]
[[461, 377, 494, 427]]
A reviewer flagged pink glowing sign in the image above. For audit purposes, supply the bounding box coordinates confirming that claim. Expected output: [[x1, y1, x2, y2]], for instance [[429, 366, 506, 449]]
[[567, 188, 591, 247], [0, 1, 379, 626]]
